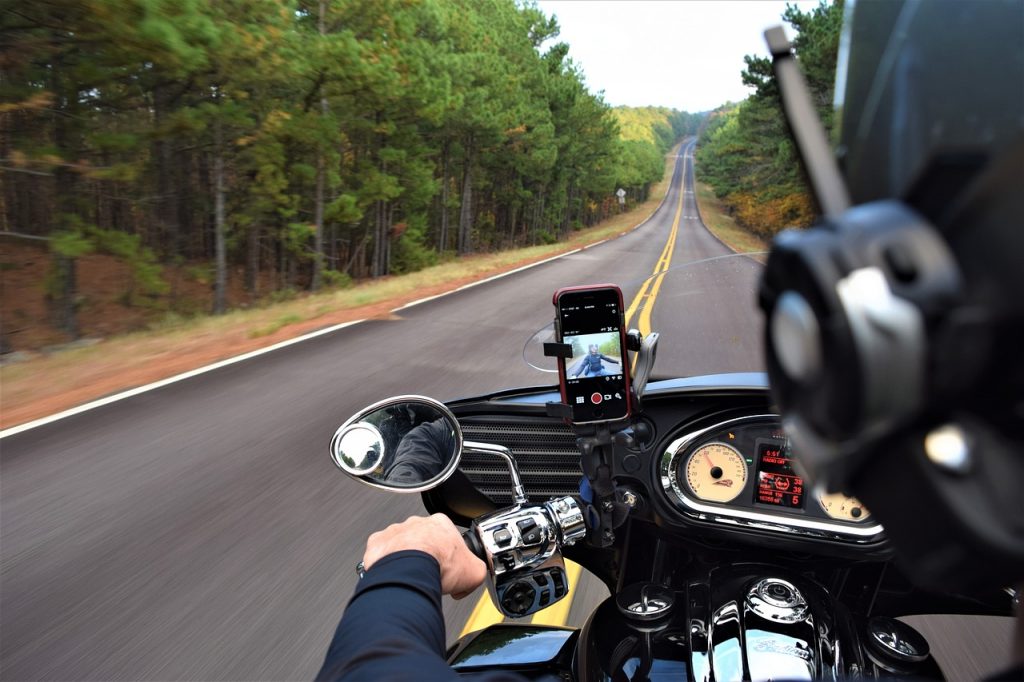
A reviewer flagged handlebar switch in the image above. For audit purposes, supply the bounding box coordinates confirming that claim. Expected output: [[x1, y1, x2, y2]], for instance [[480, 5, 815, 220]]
[[493, 527, 513, 547], [516, 518, 542, 544], [467, 495, 586, 619]]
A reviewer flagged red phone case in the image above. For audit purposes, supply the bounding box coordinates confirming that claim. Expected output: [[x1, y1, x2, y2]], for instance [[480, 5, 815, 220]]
[[552, 284, 633, 424]]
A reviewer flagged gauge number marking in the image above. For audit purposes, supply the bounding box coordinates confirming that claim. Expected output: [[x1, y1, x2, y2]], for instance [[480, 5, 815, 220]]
[[683, 442, 748, 503]]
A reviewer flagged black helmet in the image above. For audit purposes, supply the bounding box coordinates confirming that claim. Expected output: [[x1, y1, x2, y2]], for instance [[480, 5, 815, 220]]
[[760, 0, 1024, 591]]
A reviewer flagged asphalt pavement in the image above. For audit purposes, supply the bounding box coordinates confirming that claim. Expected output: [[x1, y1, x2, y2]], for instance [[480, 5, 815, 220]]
[[0, 141, 1014, 680]]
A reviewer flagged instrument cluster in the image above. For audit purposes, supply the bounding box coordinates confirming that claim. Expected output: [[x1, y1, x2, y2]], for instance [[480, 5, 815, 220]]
[[658, 415, 884, 543]]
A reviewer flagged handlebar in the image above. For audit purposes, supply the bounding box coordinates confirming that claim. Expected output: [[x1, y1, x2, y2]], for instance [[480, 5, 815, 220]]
[[462, 528, 486, 562]]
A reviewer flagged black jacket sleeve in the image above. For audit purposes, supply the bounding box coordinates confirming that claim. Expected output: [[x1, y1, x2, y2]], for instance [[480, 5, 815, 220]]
[[385, 420, 452, 485], [315, 550, 524, 681], [316, 550, 450, 681]]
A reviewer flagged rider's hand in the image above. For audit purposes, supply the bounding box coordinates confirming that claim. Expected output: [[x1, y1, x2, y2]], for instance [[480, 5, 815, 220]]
[[362, 513, 487, 599]]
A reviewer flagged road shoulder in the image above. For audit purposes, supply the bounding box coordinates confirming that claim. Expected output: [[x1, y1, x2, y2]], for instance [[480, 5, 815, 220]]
[[1, 150, 683, 431]]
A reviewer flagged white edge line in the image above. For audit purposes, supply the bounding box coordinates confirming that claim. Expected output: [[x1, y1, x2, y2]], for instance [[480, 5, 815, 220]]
[[0, 319, 366, 439], [392, 248, 587, 312], [4, 144, 688, 438]]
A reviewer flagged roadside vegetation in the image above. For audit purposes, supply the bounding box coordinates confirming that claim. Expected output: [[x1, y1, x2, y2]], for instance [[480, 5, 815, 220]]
[[2, 0, 701, 350], [693, 182, 768, 259], [0, 149, 678, 428], [695, 0, 842, 239]]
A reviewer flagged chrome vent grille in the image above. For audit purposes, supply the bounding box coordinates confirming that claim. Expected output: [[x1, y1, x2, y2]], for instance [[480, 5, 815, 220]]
[[457, 419, 580, 504]]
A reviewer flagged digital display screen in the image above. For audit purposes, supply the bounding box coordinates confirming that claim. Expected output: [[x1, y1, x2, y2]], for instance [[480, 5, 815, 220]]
[[754, 440, 805, 509], [558, 289, 628, 423]]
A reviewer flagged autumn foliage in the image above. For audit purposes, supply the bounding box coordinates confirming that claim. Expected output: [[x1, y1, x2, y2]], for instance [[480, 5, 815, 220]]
[[696, 1, 842, 239]]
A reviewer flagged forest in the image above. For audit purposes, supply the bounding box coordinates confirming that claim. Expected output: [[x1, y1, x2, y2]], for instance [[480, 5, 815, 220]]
[[1, 0, 699, 339], [695, 0, 842, 238]]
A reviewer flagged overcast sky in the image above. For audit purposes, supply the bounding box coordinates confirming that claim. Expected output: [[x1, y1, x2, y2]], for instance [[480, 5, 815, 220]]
[[535, 1, 822, 112]]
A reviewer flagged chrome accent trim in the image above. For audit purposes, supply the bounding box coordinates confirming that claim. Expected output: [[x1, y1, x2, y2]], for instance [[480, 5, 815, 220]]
[[867, 617, 930, 664], [464, 441, 526, 505], [472, 501, 574, 618], [329, 394, 464, 494], [658, 414, 885, 542], [545, 496, 586, 547], [746, 578, 809, 623]]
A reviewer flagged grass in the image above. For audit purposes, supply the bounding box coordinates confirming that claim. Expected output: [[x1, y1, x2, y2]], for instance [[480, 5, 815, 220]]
[[1, 148, 680, 428], [693, 181, 769, 260], [249, 313, 305, 338]]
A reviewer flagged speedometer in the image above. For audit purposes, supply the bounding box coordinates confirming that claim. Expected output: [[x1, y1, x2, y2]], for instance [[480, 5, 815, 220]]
[[683, 442, 747, 503], [818, 492, 871, 522]]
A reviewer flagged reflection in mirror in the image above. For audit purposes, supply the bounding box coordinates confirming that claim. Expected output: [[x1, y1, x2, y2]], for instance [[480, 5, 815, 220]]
[[330, 396, 462, 491], [333, 423, 384, 475]]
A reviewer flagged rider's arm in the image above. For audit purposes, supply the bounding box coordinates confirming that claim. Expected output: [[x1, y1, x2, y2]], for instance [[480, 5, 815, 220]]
[[317, 514, 499, 681], [316, 550, 455, 681]]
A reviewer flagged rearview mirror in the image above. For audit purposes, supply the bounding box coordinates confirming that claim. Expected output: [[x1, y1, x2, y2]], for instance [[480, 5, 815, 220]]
[[330, 395, 463, 492]]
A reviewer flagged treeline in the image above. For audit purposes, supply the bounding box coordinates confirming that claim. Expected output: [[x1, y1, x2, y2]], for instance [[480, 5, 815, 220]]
[[696, 0, 842, 237], [1, 0, 698, 335], [614, 107, 702, 192]]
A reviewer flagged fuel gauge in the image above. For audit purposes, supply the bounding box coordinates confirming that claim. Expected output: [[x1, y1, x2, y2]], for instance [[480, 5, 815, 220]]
[[818, 492, 870, 522]]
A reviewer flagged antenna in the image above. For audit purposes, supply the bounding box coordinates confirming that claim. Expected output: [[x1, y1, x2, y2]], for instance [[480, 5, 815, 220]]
[[764, 26, 851, 220]]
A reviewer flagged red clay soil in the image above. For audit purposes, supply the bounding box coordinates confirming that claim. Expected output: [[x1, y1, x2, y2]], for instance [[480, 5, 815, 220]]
[[0, 248, 570, 430]]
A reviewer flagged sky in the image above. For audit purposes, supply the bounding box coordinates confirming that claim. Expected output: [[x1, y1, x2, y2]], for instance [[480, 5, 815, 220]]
[[535, 1, 822, 112]]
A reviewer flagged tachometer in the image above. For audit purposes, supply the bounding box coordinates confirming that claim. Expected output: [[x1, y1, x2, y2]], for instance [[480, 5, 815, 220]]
[[683, 442, 747, 503], [818, 492, 871, 522]]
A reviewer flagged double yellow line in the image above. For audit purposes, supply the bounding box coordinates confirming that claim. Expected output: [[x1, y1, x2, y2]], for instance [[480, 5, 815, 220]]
[[459, 147, 688, 638], [624, 149, 687, 337]]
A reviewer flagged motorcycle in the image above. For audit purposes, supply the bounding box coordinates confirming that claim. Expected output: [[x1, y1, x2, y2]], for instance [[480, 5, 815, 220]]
[[328, 313, 1016, 681]]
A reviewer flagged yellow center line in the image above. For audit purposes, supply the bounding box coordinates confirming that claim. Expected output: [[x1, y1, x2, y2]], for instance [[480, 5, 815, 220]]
[[623, 153, 686, 328], [627, 148, 687, 342], [458, 146, 690, 639], [459, 583, 505, 638]]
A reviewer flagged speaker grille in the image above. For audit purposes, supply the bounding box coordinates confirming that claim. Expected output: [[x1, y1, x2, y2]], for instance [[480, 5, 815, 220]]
[[458, 419, 580, 504]]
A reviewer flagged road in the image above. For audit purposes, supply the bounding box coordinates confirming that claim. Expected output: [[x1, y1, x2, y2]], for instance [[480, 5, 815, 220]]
[[0, 140, 1013, 680]]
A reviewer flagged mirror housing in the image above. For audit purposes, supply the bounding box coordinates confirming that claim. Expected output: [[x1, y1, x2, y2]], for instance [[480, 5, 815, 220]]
[[330, 395, 463, 493]]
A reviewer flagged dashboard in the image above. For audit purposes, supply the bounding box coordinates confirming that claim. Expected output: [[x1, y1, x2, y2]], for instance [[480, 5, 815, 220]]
[[658, 414, 884, 543], [444, 376, 888, 554]]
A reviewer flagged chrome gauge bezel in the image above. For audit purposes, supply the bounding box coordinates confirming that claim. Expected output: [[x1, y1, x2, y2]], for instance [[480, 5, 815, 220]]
[[659, 415, 885, 543]]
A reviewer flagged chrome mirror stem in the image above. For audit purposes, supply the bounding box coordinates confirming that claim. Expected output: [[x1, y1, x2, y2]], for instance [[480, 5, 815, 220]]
[[464, 441, 527, 505]]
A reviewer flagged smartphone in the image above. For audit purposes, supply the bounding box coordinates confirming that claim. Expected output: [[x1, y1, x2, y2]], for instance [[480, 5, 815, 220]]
[[553, 285, 632, 424]]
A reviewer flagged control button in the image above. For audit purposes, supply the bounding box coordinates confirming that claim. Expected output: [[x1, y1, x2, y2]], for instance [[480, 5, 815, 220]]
[[552, 568, 566, 596], [534, 573, 549, 587], [499, 554, 516, 572], [539, 590, 551, 607], [501, 582, 537, 616], [517, 518, 543, 545], [492, 528, 513, 547], [591, 392, 603, 404]]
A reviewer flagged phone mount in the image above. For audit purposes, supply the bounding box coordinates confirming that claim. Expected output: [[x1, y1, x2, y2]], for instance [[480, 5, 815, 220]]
[[543, 329, 660, 548]]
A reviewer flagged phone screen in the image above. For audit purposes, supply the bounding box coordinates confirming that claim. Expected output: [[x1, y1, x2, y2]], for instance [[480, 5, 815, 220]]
[[557, 287, 630, 423]]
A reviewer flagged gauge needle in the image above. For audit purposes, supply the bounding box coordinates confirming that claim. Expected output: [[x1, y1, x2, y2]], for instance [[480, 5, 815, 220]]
[[704, 452, 714, 469]]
